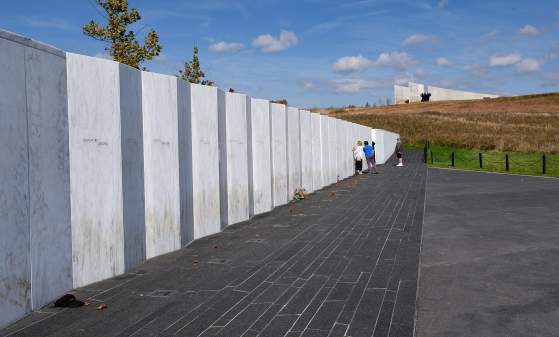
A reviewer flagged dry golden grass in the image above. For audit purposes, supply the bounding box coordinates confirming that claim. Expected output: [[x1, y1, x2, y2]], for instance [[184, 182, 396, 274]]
[[314, 93, 559, 154]]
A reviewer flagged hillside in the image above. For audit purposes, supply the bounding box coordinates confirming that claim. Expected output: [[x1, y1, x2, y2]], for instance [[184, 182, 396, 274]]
[[314, 93, 559, 153]]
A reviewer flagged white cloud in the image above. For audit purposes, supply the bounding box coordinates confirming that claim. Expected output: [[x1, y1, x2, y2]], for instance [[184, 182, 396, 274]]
[[489, 53, 522, 67], [374, 51, 415, 69], [437, 0, 448, 9], [515, 58, 541, 73], [480, 31, 497, 43], [415, 68, 425, 76], [252, 31, 298, 52], [209, 41, 244, 53], [333, 52, 415, 72], [519, 24, 540, 36], [401, 33, 435, 46], [488, 53, 543, 73], [332, 55, 372, 73], [436, 57, 452, 66], [332, 79, 384, 93]]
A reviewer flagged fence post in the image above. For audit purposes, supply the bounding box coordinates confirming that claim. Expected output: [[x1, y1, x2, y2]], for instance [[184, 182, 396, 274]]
[[505, 154, 509, 171], [543, 154, 546, 175], [479, 153, 483, 169], [424, 144, 427, 163], [430, 151, 433, 164], [451, 152, 455, 167]]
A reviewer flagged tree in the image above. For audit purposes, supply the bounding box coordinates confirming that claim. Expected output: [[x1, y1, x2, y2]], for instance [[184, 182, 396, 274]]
[[179, 47, 214, 86], [83, 0, 162, 69], [365, 101, 370, 108]]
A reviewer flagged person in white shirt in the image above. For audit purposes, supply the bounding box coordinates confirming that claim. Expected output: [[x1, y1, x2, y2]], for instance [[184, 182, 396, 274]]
[[353, 140, 366, 175]]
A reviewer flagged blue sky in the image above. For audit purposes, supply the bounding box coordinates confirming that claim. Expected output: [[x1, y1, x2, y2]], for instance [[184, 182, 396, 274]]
[[2, 0, 558, 107]]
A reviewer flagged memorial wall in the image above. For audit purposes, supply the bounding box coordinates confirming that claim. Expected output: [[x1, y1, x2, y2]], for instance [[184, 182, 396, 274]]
[[0, 28, 398, 328]]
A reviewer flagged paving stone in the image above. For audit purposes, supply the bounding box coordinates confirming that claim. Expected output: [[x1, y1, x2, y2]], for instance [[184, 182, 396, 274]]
[[342, 272, 371, 313], [328, 323, 349, 337], [372, 296, 396, 337], [369, 259, 395, 289], [301, 328, 329, 337], [307, 300, 345, 331], [336, 310, 354, 325], [258, 314, 299, 337], [346, 288, 385, 337], [291, 287, 331, 332], [214, 282, 271, 326], [214, 303, 271, 337], [280, 275, 329, 315], [327, 282, 355, 301], [253, 284, 290, 304]]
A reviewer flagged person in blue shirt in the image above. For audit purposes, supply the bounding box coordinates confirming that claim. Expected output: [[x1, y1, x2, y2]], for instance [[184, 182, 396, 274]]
[[363, 141, 378, 174]]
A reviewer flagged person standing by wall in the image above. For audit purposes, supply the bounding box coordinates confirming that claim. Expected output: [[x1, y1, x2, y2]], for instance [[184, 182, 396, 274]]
[[353, 141, 365, 175], [363, 141, 378, 174], [395, 138, 404, 167]]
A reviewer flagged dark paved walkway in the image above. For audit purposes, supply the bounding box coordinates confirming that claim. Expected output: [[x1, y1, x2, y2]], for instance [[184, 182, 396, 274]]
[[417, 169, 559, 337], [1, 152, 427, 337]]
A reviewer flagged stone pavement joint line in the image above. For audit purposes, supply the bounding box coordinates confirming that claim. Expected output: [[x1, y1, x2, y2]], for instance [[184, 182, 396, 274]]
[[0, 151, 426, 337]]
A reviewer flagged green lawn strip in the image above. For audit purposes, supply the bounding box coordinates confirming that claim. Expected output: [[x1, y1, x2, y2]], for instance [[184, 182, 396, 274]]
[[425, 146, 559, 178]]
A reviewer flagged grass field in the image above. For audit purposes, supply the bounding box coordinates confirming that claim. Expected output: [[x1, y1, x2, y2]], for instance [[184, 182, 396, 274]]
[[315, 93, 559, 154], [425, 145, 559, 177]]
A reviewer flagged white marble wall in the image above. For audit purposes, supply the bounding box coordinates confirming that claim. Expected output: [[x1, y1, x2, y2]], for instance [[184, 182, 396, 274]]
[[119, 64, 146, 271], [26, 41, 72, 311], [299, 110, 313, 193], [395, 83, 498, 104], [287, 107, 302, 199], [270, 103, 288, 207], [336, 119, 345, 179], [394, 85, 411, 104], [344, 121, 353, 178], [310, 113, 322, 191], [320, 115, 330, 186], [178, 82, 221, 242], [429, 85, 499, 101], [67, 53, 125, 288], [247, 97, 273, 215], [408, 82, 425, 103], [218, 91, 250, 226], [328, 117, 338, 183], [141, 72, 181, 259], [372, 129, 400, 164], [0, 30, 72, 327], [0, 34, 31, 328]]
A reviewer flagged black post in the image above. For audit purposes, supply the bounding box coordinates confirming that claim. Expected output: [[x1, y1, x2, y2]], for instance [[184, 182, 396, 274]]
[[424, 144, 427, 163], [543, 154, 546, 175], [430, 151, 433, 164], [505, 154, 509, 171], [451, 152, 455, 167], [479, 153, 483, 169]]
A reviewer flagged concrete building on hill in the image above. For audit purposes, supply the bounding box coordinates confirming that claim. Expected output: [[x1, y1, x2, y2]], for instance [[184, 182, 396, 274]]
[[394, 82, 499, 104]]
